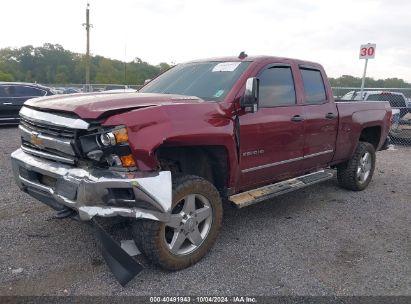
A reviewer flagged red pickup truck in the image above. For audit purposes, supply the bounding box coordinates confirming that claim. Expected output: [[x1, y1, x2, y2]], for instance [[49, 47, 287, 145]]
[[11, 55, 392, 277]]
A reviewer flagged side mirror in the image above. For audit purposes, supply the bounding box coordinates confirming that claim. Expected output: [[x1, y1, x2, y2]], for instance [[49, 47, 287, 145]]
[[241, 77, 259, 113], [144, 79, 152, 85]]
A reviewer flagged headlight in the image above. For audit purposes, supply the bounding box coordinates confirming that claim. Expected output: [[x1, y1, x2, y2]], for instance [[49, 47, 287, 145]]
[[100, 132, 116, 146], [112, 128, 128, 143], [80, 126, 136, 169], [99, 127, 128, 147]]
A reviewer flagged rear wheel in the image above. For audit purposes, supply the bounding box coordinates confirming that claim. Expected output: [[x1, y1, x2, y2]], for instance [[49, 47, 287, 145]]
[[131, 175, 223, 270], [337, 142, 376, 191]]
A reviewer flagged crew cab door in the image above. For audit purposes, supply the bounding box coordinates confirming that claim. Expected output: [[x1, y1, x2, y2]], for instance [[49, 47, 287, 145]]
[[238, 64, 305, 190], [297, 66, 338, 171]]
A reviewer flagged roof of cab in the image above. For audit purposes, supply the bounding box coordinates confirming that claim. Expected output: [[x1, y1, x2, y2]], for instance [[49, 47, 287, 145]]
[[185, 55, 322, 68]]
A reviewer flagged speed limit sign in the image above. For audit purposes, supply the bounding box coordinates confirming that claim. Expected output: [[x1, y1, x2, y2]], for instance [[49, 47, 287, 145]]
[[359, 43, 376, 59], [359, 43, 376, 100]]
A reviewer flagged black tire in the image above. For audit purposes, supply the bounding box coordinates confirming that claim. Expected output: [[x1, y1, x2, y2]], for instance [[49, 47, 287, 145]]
[[131, 175, 223, 270], [337, 142, 376, 191]]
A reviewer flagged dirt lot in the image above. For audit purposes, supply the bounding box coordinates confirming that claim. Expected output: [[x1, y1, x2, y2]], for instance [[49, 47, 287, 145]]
[[0, 126, 410, 296]]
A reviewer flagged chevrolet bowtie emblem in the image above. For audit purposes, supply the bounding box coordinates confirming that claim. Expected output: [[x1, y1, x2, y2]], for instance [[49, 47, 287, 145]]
[[30, 133, 43, 146]]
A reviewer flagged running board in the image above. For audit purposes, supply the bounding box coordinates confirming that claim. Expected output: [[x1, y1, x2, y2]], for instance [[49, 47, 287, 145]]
[[229, 170, 334, 208]]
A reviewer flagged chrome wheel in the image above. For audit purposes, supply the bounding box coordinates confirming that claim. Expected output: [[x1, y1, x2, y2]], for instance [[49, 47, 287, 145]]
[[356, 151, 372, 183], [164, 194, 213, 256]]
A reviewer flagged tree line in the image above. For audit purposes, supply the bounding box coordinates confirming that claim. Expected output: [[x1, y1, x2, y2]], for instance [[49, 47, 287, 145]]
[[1, 43, 410, 87], [0, 43, 170, 85]]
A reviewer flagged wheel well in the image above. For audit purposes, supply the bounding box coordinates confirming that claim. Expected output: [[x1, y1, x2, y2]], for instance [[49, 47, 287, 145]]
[[359, 126, 381, 149], [156, 146, 229, 193]]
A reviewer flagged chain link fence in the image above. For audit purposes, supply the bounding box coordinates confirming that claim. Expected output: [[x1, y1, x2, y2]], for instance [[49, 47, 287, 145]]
[[333, 87, 411, 146]]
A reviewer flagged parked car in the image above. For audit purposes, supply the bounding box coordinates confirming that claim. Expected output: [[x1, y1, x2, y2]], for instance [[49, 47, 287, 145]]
[[63, 87, 82, 94], [51, 87, 66, 94], [99, 88, 137, 94], [104, 84, 130, 91], [389, 108, 411, 144], [11, 56, 391, 284], [340, 90, 408, 117], [0, 82, 54, 125]]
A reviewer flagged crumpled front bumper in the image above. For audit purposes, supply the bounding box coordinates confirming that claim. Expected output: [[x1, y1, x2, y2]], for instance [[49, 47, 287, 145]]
[[11, 148, 176, 223]]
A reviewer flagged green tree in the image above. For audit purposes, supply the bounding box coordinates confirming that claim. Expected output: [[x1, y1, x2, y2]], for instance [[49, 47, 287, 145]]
[[0, 70, 14, 81], [329, 75, 411, 88]]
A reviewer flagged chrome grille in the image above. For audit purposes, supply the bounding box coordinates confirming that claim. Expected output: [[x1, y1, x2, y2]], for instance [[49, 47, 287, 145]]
[[18, 107, 90, 164], [20, 116, 76, 139]]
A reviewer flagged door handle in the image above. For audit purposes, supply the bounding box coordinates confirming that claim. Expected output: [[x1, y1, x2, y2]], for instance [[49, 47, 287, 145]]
[[2, 102, 12, 105], [325, 113, 337, 119], [291, 115, 304, 122]]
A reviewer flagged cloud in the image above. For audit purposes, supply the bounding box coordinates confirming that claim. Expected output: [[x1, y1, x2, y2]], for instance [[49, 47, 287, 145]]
[[1, 0, 410, 81]]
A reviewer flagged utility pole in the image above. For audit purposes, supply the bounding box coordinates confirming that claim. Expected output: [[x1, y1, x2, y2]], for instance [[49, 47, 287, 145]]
[[124, 42, 127, 85], [83, 2, 92, 92]]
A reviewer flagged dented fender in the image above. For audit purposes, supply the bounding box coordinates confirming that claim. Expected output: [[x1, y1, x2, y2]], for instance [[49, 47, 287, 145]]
[[102, 102, 240, 187]]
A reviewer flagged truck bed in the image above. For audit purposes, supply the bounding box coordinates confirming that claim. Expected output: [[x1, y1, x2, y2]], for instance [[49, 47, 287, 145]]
[[332, 100, 391, 162]]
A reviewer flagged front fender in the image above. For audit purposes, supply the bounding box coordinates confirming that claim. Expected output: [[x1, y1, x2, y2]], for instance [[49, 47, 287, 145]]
[[102, 104, 239, 187]]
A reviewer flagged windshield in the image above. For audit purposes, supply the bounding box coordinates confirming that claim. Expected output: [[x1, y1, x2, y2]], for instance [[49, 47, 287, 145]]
[[140, 61, 250, 101]]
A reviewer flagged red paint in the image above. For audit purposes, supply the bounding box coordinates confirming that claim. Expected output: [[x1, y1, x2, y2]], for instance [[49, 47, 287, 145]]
[[25, 56, 391, 193]]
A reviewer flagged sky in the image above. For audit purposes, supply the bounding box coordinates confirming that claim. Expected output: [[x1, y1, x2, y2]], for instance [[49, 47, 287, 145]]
[[1, 0, 410, 81]]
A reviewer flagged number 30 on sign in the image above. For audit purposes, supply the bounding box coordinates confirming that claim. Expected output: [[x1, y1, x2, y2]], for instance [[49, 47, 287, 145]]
[[359, 43, 376, 59]]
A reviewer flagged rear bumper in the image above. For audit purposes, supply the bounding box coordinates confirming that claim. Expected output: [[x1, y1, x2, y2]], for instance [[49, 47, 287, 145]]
[[11, 148, 178, 223]]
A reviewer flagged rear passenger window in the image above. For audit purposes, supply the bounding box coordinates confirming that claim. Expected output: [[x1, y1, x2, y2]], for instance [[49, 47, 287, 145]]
[[258, 67, 296, 107], [300, 68, 326, 104]]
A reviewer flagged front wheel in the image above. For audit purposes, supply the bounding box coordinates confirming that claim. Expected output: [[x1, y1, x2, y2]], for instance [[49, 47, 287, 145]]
[[337, 142, 376, 191], [131, 175, 223, 270]]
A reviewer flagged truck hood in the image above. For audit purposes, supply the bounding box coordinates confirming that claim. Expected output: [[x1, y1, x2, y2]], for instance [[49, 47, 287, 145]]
[[24, 92, 205, 119]]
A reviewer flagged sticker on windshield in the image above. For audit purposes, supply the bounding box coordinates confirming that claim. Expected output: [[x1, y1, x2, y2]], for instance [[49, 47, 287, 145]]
[[214, 89, 225, 98], [212, 62, 241, 72]]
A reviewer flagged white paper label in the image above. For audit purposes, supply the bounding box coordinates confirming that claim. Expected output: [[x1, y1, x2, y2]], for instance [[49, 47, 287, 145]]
[[212, 62, 241, 72]]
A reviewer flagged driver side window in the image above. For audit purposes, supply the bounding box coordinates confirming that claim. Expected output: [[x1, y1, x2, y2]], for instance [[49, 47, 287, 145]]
[[258, 66, 296, 107]]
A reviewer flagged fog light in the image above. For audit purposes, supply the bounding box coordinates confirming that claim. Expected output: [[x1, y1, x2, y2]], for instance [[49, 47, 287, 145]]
[[120, 154, 136, 167]]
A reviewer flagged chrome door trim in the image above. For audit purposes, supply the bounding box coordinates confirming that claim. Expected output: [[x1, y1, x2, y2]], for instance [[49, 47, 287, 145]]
[[303, 149, 334, 159], [242, 149, 334, 173], [242, 156, 304, 173]]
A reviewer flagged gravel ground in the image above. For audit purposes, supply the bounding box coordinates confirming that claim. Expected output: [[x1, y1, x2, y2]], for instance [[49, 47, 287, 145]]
[[0, 126, 410, 296]]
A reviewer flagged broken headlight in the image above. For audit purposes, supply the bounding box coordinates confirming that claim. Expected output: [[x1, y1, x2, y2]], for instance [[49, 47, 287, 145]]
[[79, 126, 136, 169]]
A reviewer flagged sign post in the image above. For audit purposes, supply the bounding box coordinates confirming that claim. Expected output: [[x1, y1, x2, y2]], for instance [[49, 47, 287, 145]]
[[359, 43, 376, 100]]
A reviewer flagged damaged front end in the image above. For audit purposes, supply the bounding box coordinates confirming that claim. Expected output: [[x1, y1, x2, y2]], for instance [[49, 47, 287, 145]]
[[11, 148, 175, 221], [10, 107, 180, 285]]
